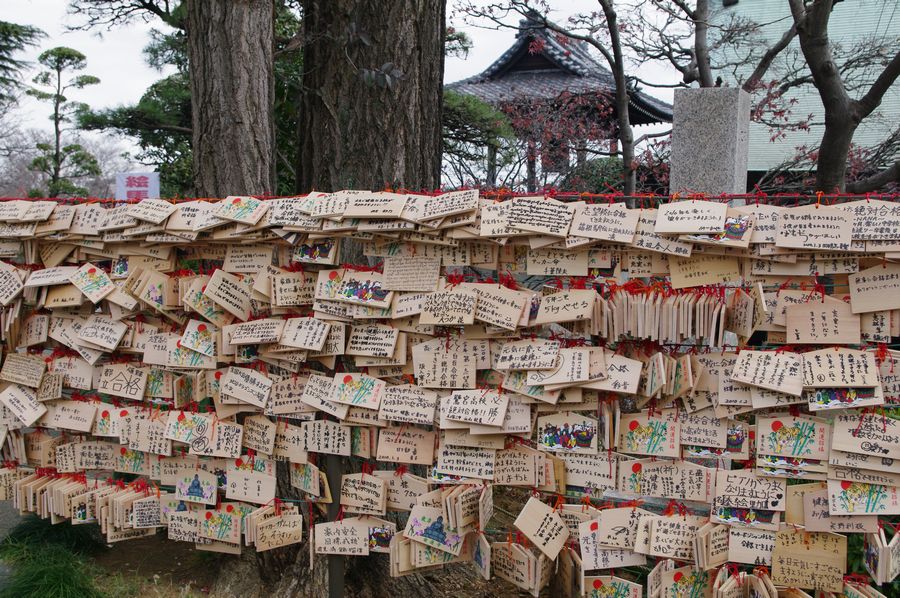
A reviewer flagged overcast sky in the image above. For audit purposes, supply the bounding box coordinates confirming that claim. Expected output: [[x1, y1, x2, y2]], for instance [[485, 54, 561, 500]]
[[4, 0, 676, 143]]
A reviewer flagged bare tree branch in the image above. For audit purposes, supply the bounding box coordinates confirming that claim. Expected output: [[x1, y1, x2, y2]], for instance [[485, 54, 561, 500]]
[[855, 50, 900, 119], [743, 22, 798, 91], [666, 0, 697, 20], [629, 76, 689, 89], [634, 129, 672, 146], [846, 159, 900, 193], [66, 1, 183, 30]]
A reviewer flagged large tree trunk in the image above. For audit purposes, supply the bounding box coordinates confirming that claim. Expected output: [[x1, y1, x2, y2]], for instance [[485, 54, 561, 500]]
[[186, 0, 275, 197], [816, 108, 857, 193], [296, 0, 445, 192], [282, 6, 473, 593], [788, 0, 854, 192], [785, 0, 900, 192]]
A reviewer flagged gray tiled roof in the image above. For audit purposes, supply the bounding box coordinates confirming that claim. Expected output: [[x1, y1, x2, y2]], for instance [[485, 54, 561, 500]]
[[446, 16, 673, 125]]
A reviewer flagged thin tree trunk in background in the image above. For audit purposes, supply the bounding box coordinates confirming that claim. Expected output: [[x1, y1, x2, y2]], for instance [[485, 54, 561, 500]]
[[51, 65, 62, 196], [187, 0, 275, 197], [526, 141, 537, 192], [486, 145, 497, 187], [597, 0, 635, 195], [694, 0, 714, 87], [296, 0, 445, 192]]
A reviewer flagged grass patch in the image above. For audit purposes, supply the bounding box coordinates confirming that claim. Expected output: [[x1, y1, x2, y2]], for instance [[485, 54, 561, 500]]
[[91, 571, 142, 598], [0, 514, 106, 557], [0, 515, 107, 598], [0, 543, 103, 598], [0, 516, 210, 597]]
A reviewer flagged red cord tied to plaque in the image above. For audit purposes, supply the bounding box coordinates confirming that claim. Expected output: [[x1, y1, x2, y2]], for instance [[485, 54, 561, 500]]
[[274, 498, 283, 517], [48, 346, 80, 360], [603, 183, 623, 202], [647, 398, 659, 420], [811, 279, 827, 303], [844, 574, 870, 587], [168, 268, 198, 279], [341, 261, 383, 274], [498, 270, 518, 290], [393, 465, 408, 477], [663, 499, 688, 517], [874, 342, 889, 366], [581, 494, 593, 512], [551, 494, 565, 512], [66, 472, 87, 485], [776, 277, 794, 297], [444, 271, 465, 289], [128, 478, 149, 494], [753, 185, 767, 206], [519, 531, 530, 549], [725, 563, 743, 585], [477, 382, 495, 399]]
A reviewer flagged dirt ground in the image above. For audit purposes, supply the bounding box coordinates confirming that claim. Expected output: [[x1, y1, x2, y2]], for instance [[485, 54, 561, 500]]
[[91, 534, 227, 597]]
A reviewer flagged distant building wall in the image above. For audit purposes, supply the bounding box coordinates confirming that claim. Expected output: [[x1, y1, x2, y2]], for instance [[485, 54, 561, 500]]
[[711, 0, 900, 172]]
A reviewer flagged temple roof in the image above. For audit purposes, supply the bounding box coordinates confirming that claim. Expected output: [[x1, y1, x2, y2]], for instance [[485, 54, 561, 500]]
[[446, 15, 673, 126]]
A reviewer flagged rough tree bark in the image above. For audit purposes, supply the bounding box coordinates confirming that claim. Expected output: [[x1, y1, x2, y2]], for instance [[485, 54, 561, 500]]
[[243, 2, 487, 595], [295, 0, 445, 192], [788, 0, 900, 192], [186, 0, 275, 197]]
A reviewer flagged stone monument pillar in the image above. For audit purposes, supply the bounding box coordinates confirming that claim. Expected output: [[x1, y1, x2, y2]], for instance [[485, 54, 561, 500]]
[[668, 87, 750, 196]]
